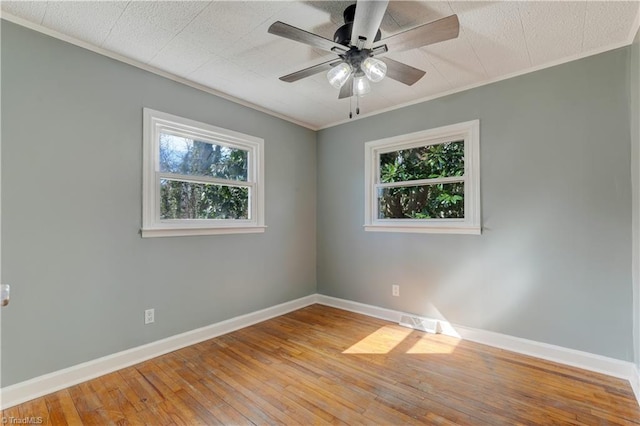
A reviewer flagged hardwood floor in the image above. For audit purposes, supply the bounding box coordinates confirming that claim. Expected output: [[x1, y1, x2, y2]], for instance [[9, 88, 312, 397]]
[[3, 304, 639, 425]]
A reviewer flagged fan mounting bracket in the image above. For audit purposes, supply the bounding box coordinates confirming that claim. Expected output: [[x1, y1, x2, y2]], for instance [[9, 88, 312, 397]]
[[339, 47, 373, 72]]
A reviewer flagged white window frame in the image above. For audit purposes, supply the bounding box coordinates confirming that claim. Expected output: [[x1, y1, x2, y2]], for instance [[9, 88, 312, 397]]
[[364, 120, 481, 235], [142, 108, 265, 238]]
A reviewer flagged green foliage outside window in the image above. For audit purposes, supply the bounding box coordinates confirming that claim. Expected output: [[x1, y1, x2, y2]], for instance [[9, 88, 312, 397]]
[[159, 134, 250, 220], [378, 141, 465, 219]]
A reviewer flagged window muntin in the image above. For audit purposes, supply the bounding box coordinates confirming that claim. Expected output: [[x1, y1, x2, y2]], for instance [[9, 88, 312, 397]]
[[364, 120, 480, 234], [142, 109, 265, 237]]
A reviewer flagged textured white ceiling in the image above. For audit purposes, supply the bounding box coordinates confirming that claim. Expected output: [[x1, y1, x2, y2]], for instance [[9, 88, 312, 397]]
[[2, 1, 639, 129]]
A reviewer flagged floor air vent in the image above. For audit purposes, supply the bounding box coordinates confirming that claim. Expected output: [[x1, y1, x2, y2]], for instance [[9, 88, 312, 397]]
[[399, 315, 440, 334]]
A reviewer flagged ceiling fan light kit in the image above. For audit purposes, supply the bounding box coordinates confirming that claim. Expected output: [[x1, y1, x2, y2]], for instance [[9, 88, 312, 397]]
[[353, 74, 371, 96], [268, 1, 460, 118], [361, 57, 387, 83], [327, 62, 353, 88]]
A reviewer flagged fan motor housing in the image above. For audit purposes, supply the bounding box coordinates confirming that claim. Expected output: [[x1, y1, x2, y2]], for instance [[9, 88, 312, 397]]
[[334, 3, 382, 47], [334, 24, 382, 46], [344, 3, 357, 23], [342, 47, 372, 72]]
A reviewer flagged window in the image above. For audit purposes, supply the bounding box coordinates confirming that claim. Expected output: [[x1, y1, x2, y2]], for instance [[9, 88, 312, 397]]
[[364, 120, 480, 234], [142, 108, 265, 237]]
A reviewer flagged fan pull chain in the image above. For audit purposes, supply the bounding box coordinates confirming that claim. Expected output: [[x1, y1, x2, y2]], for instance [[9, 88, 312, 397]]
[[349, 95, 353, 119], [349, 95, 362, 119]]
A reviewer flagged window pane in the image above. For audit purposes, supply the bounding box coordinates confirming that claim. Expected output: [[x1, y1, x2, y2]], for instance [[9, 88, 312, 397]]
[[379, 141, 464, 183], [159, 133, 248, 181], [377, 182, 464, 219], [160, 179, 249, 220]]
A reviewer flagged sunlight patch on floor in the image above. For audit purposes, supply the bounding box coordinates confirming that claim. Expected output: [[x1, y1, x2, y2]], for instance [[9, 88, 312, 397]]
[[343, 325, 412, 354], [342, 325, 460, 355]]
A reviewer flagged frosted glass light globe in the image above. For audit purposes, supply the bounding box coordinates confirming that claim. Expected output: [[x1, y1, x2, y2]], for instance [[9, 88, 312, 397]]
[[327, 62, 353, 88], [362, 57, 387, 83]]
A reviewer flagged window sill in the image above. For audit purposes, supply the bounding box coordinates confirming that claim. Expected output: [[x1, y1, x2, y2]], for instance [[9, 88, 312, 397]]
[[364, 224, 481, 235], [141, 226, 267, 238]]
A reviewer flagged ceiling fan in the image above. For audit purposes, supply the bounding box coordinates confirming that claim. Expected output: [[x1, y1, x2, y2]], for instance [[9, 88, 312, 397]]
[[268, 0, 460, 115]]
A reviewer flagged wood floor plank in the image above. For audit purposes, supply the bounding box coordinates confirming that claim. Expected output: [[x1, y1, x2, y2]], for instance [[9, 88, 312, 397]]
[[67, 381, 117, 425], [154, 398, 202, 426], [14, 397, 49, 425], [197, 367, 288, 425], [105, 388, 150, 426], [51, 389, 84, 425], [43, 392, 71, 426], [4, 304, 639, 425], [196, 351, 316, 424], [206, 338, 363, 423], [152, 361, 253, 425]]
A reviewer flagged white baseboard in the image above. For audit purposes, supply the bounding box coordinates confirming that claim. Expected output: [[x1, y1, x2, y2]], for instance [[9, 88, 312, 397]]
[[316, 294, 639, 401], [631, 365, 640, 403], [0, 295, 316, 410], [3, 293, 639, 409], [449, 323, 636, 380], [315, 295, 407, 323]]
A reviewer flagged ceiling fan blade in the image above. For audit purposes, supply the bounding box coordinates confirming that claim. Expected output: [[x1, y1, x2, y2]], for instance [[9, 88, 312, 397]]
[[279, 59, 343, 83], [383, 58, 426, 86], [269, 21, 348, 54], [339, 76, 354, 99], [373, 14, 459, 53], [350, 0, 389, 49]]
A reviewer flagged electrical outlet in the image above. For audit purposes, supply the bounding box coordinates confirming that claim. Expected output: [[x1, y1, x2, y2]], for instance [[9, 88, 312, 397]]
[[144, 308, 155, 324], [392, 285, 400, 297]]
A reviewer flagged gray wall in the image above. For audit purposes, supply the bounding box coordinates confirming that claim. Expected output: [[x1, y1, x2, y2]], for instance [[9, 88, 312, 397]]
[[1, 21, 317, 386], [317, 47, 633, 361], [632, 27, 640, 367], [1, 17, 637, 387]]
